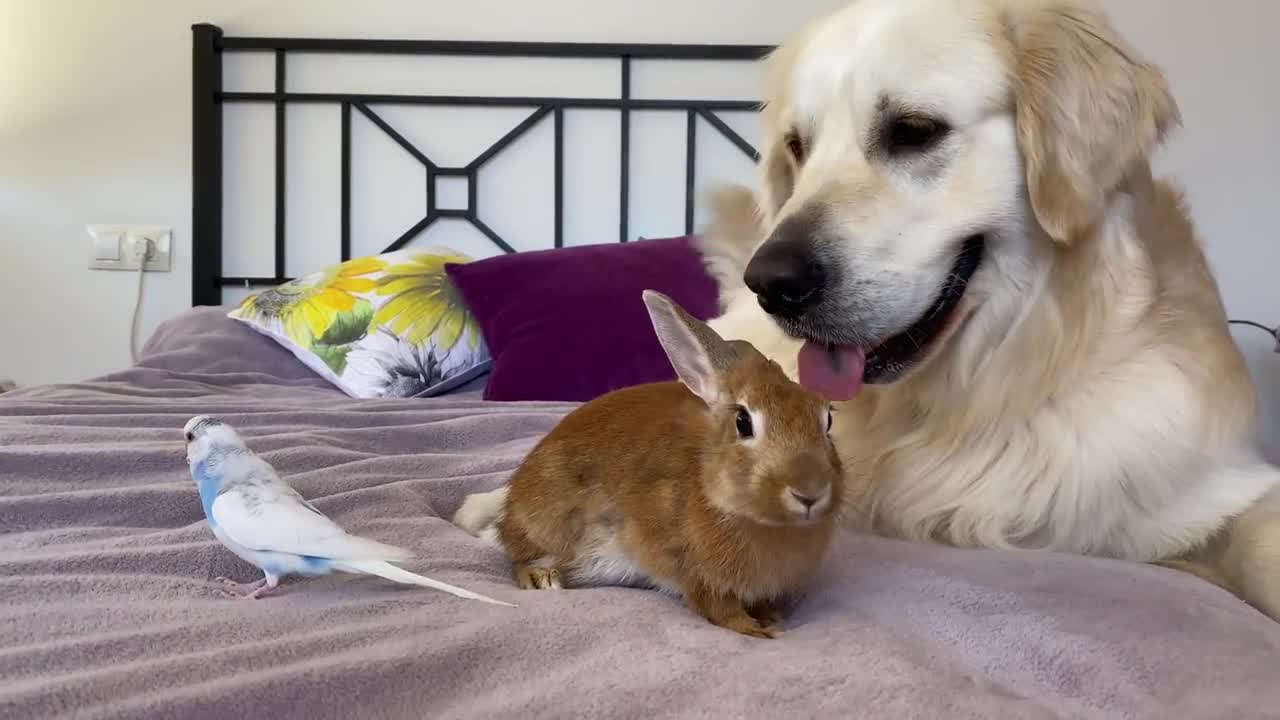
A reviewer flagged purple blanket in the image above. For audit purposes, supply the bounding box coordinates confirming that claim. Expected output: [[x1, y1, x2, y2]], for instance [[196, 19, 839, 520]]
[[1, 308, 1278, 719]]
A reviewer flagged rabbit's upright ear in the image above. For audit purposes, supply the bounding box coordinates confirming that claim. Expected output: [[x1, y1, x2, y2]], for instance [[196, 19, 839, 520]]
[[642, 290, 734, 405]]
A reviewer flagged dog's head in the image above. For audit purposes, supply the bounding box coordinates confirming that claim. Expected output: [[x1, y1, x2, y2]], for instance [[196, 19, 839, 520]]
[[740, 0, 1179, 399]]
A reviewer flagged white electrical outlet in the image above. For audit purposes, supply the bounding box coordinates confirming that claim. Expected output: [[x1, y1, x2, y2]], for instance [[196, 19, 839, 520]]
[[88, 225, 172, 271]]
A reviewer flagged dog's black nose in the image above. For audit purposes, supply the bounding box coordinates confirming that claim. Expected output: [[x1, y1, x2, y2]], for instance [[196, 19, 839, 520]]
[[743, 213, 825, 319]]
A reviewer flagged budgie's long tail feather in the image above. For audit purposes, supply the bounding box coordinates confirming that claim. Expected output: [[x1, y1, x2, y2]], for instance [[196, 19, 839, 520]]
[[331, 559, 516, 607], [452, 486, 508, 536], [323, 535, 413, 563]]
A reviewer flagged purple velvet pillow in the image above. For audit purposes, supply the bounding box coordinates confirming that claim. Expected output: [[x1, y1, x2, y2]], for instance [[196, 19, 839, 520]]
[[444, 236, 719, 402]]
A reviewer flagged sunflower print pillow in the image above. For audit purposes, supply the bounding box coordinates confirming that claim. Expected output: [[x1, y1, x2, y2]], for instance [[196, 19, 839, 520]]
[[228, 247, 490, 399]]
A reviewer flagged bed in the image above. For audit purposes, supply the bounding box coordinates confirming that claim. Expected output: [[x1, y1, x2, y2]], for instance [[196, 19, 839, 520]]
[[2, 24, 1279, 720]]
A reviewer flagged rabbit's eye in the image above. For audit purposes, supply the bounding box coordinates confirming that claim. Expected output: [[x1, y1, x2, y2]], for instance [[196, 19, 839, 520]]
[[734, 406, 754, 439], [825, 408, 833, 433]]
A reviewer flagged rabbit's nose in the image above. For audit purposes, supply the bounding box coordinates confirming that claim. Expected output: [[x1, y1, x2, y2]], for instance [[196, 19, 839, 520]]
[[789, 489, 819, 509]]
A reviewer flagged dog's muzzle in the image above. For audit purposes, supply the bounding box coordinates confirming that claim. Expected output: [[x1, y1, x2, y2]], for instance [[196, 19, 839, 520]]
[[743, 210, 827, 320]]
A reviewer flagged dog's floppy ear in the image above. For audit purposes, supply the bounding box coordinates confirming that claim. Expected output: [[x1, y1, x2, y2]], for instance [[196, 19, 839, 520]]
[[1007, 1, 1180, 243], [695, 185, 766, 298]]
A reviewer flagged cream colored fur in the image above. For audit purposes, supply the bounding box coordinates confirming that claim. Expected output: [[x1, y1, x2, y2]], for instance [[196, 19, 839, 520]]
[[698, 0, 1280, 618]]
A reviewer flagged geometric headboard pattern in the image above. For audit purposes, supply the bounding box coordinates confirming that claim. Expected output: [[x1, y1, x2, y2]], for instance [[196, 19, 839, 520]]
[[191, 24, 773, 305]]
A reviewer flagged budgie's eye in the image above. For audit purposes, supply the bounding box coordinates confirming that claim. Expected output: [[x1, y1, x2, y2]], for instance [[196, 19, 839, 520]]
[[185, 431, 195, 442]]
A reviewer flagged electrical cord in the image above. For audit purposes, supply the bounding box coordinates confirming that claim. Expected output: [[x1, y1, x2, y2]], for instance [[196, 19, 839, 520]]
[[129, 238, 152, 364], [1228, 319, 1280, 351], [1229, 319, 1277, 337]]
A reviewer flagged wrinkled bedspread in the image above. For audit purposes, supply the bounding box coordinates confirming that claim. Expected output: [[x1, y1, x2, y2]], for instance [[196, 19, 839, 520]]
[[1, 308, 1278, 720]]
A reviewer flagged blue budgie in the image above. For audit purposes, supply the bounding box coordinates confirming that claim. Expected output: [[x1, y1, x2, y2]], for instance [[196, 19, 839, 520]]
[[183, 415, 514, 606]]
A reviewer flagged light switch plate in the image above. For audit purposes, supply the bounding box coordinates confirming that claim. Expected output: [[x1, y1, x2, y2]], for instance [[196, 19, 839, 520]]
[[88, 224, 125, 265], [88, 225, 172, 272]]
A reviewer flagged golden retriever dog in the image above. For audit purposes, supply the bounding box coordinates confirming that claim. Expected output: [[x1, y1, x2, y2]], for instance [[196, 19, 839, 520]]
[[695, 0, 1280, 619], [456, 0, 1280, 620]]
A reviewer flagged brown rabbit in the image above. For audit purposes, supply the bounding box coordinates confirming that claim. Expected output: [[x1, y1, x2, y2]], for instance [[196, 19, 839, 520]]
[[481, 290, 843, 639]]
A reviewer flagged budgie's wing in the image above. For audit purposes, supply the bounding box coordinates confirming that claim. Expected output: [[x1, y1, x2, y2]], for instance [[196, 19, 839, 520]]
[[210, 487, 411, 562]]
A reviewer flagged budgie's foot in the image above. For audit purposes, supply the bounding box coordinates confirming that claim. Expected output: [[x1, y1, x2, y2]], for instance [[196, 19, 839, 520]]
[[514, 564, 563, 590], [216, 576, 271, 599]]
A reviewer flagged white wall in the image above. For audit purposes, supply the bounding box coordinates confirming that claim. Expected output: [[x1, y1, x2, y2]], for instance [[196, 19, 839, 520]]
[[2, 0, 1277, 446]]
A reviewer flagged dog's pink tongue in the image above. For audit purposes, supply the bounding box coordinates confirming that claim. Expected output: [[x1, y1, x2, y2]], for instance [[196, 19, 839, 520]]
[[798, 342, 866, 401]]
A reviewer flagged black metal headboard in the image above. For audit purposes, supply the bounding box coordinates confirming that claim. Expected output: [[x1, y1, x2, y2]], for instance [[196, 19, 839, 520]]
[[190, 23, 771, 306]]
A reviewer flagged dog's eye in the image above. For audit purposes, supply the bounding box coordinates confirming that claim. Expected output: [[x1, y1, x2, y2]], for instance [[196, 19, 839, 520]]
[[825, 408, 833, 433], [784, 131, 805, 162], [734, 406, 754, 439], [888, 116, 948, 154]]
